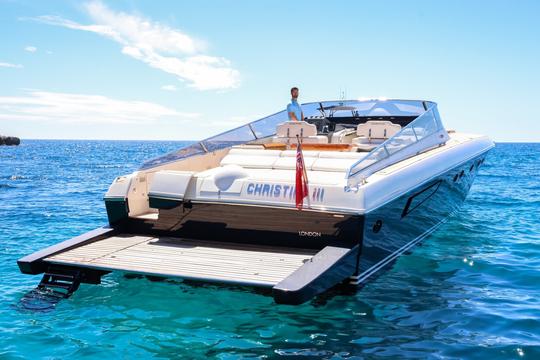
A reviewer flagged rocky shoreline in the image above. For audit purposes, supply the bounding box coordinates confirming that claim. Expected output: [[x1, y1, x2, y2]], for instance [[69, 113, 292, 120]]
[[0, 136, 20, 146]]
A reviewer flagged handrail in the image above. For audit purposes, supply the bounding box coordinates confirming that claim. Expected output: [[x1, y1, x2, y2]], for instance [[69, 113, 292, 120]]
[[346, 102, 449, 187]]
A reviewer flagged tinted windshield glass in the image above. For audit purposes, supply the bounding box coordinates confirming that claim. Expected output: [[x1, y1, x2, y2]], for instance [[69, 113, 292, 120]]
[[141, 142, 206, 169], [140, 100, 432, 170], [140, 109, 289, 169], [306, 100, 426, 118], [347, 102, 444, 180]]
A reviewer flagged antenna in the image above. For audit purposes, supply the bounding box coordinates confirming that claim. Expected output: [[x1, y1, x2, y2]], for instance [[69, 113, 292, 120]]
[[339, 87, 347, 101]]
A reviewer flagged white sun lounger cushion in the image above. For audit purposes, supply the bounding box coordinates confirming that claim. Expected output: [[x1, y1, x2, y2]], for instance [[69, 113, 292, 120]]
[[272, 156, 317, 170], [227, 149, 282, 156], [318, 151, 367, 159], [220, 154, 277, 169], [311, 158, 361, 172], [279, 150, 320, 158]]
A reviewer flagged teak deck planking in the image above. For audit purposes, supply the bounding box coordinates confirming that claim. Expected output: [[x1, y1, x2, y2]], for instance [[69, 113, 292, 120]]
[[45, 235, 317, 287]]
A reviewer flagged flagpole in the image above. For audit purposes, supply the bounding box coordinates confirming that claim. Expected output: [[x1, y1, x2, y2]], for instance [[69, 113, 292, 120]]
[[303, 151, 311, 209], [296, 135, 311, 209]]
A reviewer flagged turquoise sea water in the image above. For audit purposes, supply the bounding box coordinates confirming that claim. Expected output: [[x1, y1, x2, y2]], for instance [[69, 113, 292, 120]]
[[0, 140, 538, 359]]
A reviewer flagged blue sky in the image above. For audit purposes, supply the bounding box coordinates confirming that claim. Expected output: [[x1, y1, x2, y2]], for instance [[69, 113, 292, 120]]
[[1, 0, 539, 141]]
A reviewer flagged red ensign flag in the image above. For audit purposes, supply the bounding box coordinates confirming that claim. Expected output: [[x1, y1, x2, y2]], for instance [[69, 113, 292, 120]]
[[295, 139, 310, 210]]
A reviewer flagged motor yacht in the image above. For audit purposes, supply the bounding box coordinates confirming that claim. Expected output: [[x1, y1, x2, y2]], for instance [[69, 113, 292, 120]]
[[18, 99, 494, 304]]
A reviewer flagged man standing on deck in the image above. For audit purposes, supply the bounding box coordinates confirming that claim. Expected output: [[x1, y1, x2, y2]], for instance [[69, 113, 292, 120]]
[[287, 87, 304, 121]]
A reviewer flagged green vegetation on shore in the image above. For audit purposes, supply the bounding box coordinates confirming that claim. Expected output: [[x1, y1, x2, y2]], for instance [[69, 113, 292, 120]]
[[0, 136, 20, 146]]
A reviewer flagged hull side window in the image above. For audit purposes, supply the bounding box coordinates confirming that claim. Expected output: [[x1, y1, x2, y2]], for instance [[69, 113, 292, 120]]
[[401, 180, 442, 218]]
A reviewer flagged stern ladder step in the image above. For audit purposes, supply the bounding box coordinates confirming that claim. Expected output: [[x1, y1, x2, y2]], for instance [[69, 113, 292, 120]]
[[38, 270, 82, 298]]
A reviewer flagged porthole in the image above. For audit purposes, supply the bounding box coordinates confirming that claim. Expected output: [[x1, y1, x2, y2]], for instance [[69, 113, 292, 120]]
[[373, 220, 383, 233], [459, 170, 465, 178], [469, 164, 474, 172], [453, 174, 459, 182]]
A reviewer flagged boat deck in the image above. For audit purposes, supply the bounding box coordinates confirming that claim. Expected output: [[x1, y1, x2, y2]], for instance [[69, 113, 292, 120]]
[[44, 235, 317, 287]]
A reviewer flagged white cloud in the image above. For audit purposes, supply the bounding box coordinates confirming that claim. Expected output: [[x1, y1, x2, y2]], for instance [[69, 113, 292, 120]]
[[0, 62, 23, 69], [24, 46, 37, 53], [161, 85, 177, 92], [31, 1, 240, 90], [0, 90, 199, 124]]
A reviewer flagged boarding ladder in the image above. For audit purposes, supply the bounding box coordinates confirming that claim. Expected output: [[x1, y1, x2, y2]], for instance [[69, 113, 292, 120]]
[[37, 268, 82, 298]]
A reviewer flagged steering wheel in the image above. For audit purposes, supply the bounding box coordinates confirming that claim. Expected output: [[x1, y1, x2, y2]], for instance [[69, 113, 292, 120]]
[[306, 117, 334, 133]]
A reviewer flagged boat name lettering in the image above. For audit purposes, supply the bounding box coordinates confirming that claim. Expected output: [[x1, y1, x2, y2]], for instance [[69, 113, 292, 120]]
[[246, 183, 325, 201]]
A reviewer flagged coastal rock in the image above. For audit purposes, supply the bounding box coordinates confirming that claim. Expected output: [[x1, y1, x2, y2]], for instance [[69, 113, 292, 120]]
[[0, 136, 21, 146]]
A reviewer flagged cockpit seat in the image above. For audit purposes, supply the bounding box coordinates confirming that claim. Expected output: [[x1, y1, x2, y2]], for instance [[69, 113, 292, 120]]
[[352, 120, 401, 151], [272, 121, 328, 144]]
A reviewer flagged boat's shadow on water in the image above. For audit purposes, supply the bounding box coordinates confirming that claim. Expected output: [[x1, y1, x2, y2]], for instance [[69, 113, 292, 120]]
[[118, 273, 389, 309]]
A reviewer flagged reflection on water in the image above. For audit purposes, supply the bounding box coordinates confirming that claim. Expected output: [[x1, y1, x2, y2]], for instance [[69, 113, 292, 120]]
[[0, 141, 539, 358]]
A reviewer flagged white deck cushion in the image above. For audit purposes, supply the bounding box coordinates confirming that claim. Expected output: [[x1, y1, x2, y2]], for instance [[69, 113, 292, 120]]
[[220, 147, 368, 171], [149, 171, 195, 200], [311, 158, 362, 172], [228, 149, 281, 156], [352, 142, 381, 152], [318, 151, 367, 159], [276, 121, 318, 137], [279, 150, 320, 158], [221, 149, 281, 168], [272, 121, 329, 144], [303, 136, 329, 144], [352, 121, 400, 152], [272, 135, 328, 144], [351, 137, 385, 145], [356, 120, 401, 139], [273, 156, 317, 170], [220, 154, 277, 168], [330, 128, 357, 144]]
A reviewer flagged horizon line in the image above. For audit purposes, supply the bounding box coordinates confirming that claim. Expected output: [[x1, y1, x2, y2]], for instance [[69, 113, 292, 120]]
[[8, 138, 540, 144]]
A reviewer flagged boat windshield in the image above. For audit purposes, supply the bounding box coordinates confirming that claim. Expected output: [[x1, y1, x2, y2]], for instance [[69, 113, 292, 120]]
[[140, 99, 430, 170], [346, 102, 448, 186], [309, 99, 426, 118]]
